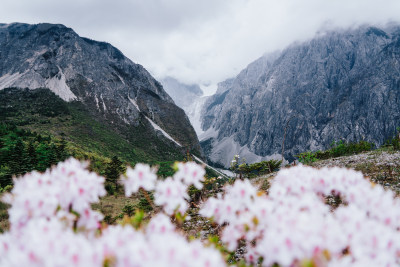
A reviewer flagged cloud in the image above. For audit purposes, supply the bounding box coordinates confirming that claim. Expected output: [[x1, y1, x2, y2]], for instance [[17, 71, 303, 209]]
[[1, 0, 399, 94]]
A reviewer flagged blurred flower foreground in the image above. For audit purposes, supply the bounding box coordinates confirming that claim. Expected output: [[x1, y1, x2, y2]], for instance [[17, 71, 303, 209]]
[[1, 157, 399, 266]]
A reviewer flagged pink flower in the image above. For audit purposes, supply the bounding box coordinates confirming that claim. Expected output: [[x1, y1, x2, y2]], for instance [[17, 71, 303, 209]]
[[4, 158, 105, 231], [174, 162, 205, 189], [147, 214, 175, 234], [154, 177, 189, 215], [121, 163, 157, 196]]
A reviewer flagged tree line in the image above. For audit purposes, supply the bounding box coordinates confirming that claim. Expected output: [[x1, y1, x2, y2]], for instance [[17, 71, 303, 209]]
[[0, 123, 69, 187]]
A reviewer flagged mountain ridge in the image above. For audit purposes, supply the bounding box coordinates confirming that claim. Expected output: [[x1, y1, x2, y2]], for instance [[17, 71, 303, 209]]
[[0, 22, 201, 159], [200, 24, 400, 167]]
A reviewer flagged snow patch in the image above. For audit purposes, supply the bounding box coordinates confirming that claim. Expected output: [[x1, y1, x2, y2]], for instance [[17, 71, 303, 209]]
[[185, 96, 208, 135], [145, 116, 182, 147], [116, 73, 126, 85], [26, 49, 48, 64], [100, 94, 107, 111], [0, 72, 25, 88], [199, 83, 218, 96], [265, 76, 276, 92], [128, 96, 140, 112], [45, 68, 76, 101], [0, 68, 77, 102], [192, 155, 230, 178], [94, 95, 100, 110]]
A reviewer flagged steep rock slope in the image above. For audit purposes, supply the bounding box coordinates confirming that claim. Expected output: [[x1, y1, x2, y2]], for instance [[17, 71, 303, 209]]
[[201, 25, 400, 166], [0, 23, 201, 156], [160, 77, 206, 135]]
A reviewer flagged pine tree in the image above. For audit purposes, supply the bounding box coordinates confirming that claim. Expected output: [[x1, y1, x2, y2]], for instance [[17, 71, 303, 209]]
[[55, 138, 68, 161], [36, 143, 50, 172], [27, 141, 38, 170], [105, 156, 125, 192], [47, 143, 58, 167]]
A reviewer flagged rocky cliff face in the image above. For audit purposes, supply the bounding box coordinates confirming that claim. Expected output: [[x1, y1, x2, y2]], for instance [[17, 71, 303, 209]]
[[201, 25, 400, 167], [0, 23, 200, 154]]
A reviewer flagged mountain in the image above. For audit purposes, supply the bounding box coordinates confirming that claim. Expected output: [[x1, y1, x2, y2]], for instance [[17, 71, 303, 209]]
[[160, 77, 203, 110], [0, 23, 201, 162], [160, 77, 207, 136], [200, 24, 400, 167]]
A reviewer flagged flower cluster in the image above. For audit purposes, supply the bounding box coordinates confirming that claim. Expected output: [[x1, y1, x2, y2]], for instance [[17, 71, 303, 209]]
[[98, 214, 225, 267], [200, 165, 400, 266], [3, 158, 106, 232], [121, 161, 205, 215], [0, 215, 225, 267], [0, 218, 101, 266], [2, 158, 400, 266], [0, 158, 223, 267], [121, 163, 157, 196]]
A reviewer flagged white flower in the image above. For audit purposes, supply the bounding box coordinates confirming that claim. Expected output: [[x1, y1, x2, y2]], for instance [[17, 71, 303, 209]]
[[147, 214, 175, 234], [201, 165, 400, 266], [121, 163, 157, 196], [174, 162, 205, 189], [4, 158, 105, 231], [154, 177, 189, 215]]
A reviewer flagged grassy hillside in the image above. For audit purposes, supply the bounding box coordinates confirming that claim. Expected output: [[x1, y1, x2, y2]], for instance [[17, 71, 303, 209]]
[[0, 87, 185, 165], [0, 87, 190, 232]]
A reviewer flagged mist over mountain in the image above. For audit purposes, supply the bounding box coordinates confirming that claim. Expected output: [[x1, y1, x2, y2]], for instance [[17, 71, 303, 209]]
[[200, 24, 400, 167], [160, 76, 209, 138], [0, 23, 201, 159], [160, 77, 203, 109]]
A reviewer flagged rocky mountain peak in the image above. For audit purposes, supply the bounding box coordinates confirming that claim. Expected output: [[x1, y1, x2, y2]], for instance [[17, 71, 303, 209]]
[[0, 22, 200, 154], [200, 24, 400, 167]]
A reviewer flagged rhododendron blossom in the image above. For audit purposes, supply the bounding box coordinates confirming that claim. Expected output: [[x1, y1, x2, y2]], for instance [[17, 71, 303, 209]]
[[174, 161, 205, 189], [200, 165, 400, 266], [147, 213, 176, 234], [121, 161, 205, 215], [3, 158, 106, 231], [96, 215, 225, 267], [154, 177, 189, 215], [121, 163, 158, 196], [1, 158, 400, 266], [0, 158, 224, 267], [0, 218, 101, 267]]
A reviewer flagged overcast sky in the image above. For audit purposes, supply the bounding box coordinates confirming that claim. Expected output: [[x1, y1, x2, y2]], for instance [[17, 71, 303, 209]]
[[1, 0, 400, 95]]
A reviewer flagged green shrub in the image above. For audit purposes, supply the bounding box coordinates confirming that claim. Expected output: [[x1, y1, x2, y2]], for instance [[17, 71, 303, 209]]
[[114, 213, 124, 220], [328, 140, 374, 157], [384, 127, 400, 150], [239, 159, 282, 178], [136, 192, 154, 212], [156, 161, 175, 178], [296, 140, 374, 163], [122, 204, 135, 216], [188, 185, 201, 201], [103, 215, 115, 225], [105, 184, 115, 195], [297, 151, 318, 165]]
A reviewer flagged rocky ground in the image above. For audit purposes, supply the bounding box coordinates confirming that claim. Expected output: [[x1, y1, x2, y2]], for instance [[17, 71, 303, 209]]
[[248, 148, 400, 194], [181, 148, 400, 262], [308, 149, 400, 194]]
